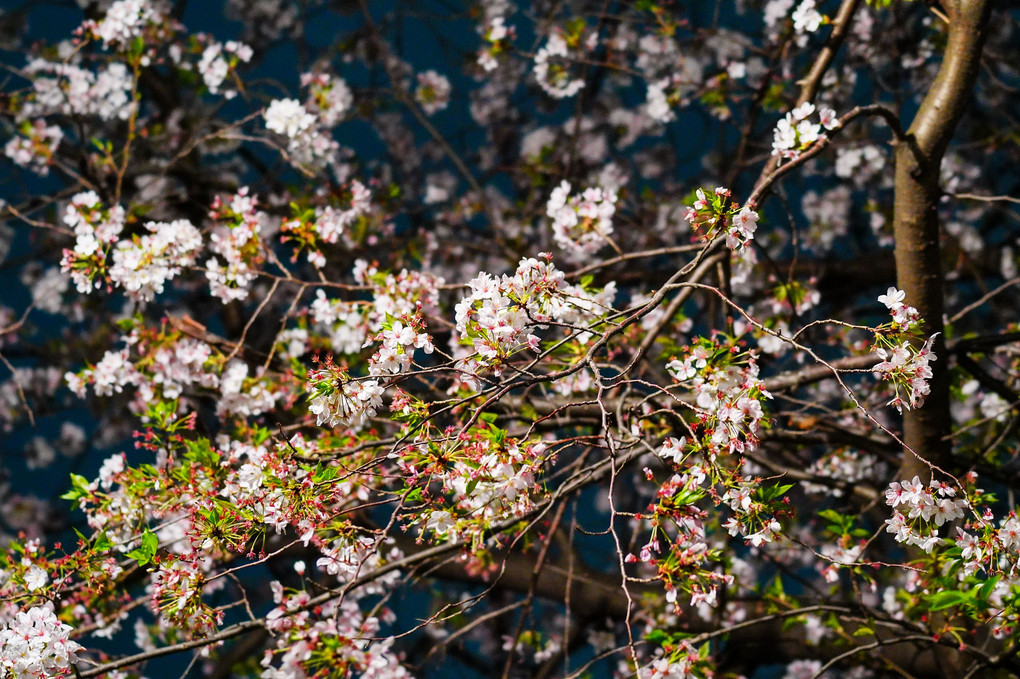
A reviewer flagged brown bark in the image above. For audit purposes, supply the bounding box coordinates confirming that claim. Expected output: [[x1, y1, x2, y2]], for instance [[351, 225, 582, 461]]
[[893, 0, 992, 481]]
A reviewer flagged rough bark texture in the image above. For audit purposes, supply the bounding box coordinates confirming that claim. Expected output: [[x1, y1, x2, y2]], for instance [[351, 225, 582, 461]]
[[894, 0, 992, 481]]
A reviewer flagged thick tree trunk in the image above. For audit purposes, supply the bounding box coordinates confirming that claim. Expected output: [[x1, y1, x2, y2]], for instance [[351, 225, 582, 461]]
[[894, 0, 992, 481]]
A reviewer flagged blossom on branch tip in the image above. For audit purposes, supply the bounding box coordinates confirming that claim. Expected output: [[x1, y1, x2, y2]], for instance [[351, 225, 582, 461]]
[[415, 70, 451, 115], [546, 180, 617, 257], [0, 606, 82, 679], [877, 286, 905, 309], [726, 206, 759, 250], [87, 0, 158, 47], [307, 370, 384, 432], [684, 186, 759, 251], [534, 33, 585, 99], [771, 104, 832, 163], [265, 99, 316, 139]]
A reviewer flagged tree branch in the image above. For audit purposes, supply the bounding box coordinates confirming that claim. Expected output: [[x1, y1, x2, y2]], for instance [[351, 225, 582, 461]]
[[893, 0, 992, 480]]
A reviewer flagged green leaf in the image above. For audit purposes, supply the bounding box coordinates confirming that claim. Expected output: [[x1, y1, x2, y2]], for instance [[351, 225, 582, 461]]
[[185, 438, 219, 467], [253, 426, 272, 445], [126, 529, 159, 566], [645, 629, 669, 644], [757, 483, 794, 502], [129, 36, 145, 59], [61, 473, 91, 502], [765, 574, 786, 601], [314, 465, 338, 483], [94, 531, 113, 552], [927, 590, 970, 611], [977, 577, 1000, 601], [817, 508, 854, 535], [115, 317, 137, 332], [670, 489, 706, 506]]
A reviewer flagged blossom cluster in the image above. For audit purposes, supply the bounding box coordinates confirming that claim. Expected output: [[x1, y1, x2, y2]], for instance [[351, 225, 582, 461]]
[[453, 255, 615, 385], [19, 59, 135, 122], [771, 102, 838, 163], [454, 256, 564, 376], [835, 145, 886, 181], [877, 286, 920, 330], [83, 0, 160, 47], [533, 33, 586, 99], [872, 287, 937, 412], [309, 292, 371, 355], [109, 219, 202, 302], [4, 120, 63, 176], [792, 0, 824, 38], [264, 96, 337, 168], [0, 606, 82, 679], [637, 475, 728, 607], [637, 641, 703, 679], [261, 589, 409, 679], [59, 191, 126, 294], [819, 537, 863, 583], [304, 263, 443, 370], [477, 15, 513, 72], [802, 448, 883, 497], [667, 341, 772, 456], [150, 555, 222, 636], [396, 431, 548, 548], [872, 335, 938, 412], [367, 317, 434, 376], [315, 535, 379, 580], [415, 70, 452, 115], [265, 98, 316, 139], [204, 188, 265, 303], [65, 327, 283, 421], [436, 446, 540, 535], [683, 187, 759, 251], [281, 180, 374, 268], [302, 71, 354, 127], [633, 29, 704, 124], [721, 483, 783, 547], [213, 356, 283, 419], [314, 181, 372, 245], [885, 476, 969, 553], [56, 196, 205, 302], [306, 360, 384, 431], [197, 39, 253, 99], [645, 77, 679, 123], [546, 180, 618, 257]]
